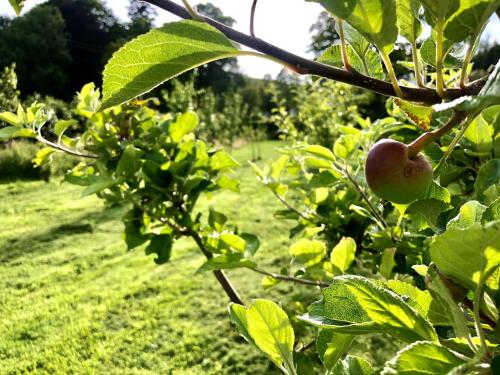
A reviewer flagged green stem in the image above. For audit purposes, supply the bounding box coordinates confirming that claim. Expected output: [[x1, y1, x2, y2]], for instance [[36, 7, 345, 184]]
[[434, 113, 477, 175], [181, 0, 200, 19], [407, 111, 467, 158], [436, 22, 446, 97], [460, 42, 475, 89], [473, 278, 489, 357], [411, 40, 424, 87], [336, 18, 351, 70], [282, 353, 297, 375], [380, 50, 404, 98]]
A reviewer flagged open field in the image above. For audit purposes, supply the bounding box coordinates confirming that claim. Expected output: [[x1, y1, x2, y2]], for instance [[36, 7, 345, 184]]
[[0, 142, 303, 374]]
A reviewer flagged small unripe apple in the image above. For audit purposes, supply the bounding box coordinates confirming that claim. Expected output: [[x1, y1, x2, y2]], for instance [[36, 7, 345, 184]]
[[365, 139, 433, 204]]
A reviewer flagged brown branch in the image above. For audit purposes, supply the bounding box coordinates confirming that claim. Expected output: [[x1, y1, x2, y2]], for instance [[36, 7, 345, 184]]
[[144, 0, 487, 104], [161, 218, 245, 305], [188, 228, 245, 305]]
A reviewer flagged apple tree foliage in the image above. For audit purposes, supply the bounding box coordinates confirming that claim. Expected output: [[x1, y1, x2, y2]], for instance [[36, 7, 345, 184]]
[[2, 0, 500, 373]]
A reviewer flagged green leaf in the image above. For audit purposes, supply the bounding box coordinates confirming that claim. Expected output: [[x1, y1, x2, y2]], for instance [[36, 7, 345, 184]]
[[0, 126, 21, 140], [145, 234, 172, 264], [380, 248, 396, 279], [482, 197, 500, 223], [209, 150, 239, 171], [289, 238, 327, 267], [426, 266, 471, 339], [430, 221, 500, 291], [317, 330, 354, 370], [270, 155, 289, 181], [195, 253, 256, 274], [334, 135, 360, 159], [330, 237, 356, 275], [8, 0, 24, 16], [393, 99, 432, 131], [447, 200, 487, 229], [302, 144, 336, 162], [385, 280, 433, 318], [340, 22, 370, 60], [475, 159, 500, 199], [219, 233, 246, 252], [208, 208, 227, 231], [463, 115, 493, 156], [81, 176, 122, 197], [396, 0, 422, 44], [331, 355, 376, 375], [101, 20, 241, 109], [320, 0, 398, 53], [318, 45, 383, 79], [241, 232, 261, 257], [246, 299, 295, 368], [33, 147, 56, 167], [420, 38, 462, 68], [300, 275, 438, 342], [0, 112, 22, 127], [444, 0, 500, 44], [116, 145, 143, 178], [169, 111, 198, 142], [215, 175, 240, 192], [228, 303, 257, 348], [381, 341, 465, 374], [54, 119, 77, 137], [407, 198, 452, 232], [0, 126, 36, 140], [123, 208, 149, 250]]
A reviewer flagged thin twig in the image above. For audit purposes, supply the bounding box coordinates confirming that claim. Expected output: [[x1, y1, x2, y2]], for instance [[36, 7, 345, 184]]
[[160, 217, 245, 305], [342, 165, 391, 234], [143, 0, 488, 104], [250, 0, 257, 37], [36, 136, 99, 159], [296, 340, 315, 352], [274, 192, 313, 223], [252, 267, 329, 287], [36, 124, 98, 159], [188, 227, 245, 305]]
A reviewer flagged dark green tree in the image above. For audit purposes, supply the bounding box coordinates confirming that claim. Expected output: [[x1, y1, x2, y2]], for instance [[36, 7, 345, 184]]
[[193, 2, 244, 92], [127, 1, 158, 36], [46, 0, 125, 96], [0, 5, 71, 98], [308, 11, 339, 55]]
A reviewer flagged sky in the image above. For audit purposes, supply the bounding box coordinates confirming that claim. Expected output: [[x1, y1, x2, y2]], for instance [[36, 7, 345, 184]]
[[1, 0, 499, 78]]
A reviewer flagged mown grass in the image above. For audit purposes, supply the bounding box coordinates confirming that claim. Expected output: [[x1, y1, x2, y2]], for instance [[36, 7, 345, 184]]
[[0, 141, 307, 374]]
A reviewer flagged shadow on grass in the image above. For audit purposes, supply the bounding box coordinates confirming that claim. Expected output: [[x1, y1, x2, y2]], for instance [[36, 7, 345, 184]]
[[0, 205, 127, 263]]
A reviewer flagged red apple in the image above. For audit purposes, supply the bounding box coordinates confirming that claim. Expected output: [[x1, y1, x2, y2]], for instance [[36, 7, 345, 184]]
[[365, 139, 433, 204]]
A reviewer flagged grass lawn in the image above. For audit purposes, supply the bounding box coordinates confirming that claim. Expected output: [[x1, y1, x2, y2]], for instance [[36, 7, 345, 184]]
[[0, 141, 306, 374]]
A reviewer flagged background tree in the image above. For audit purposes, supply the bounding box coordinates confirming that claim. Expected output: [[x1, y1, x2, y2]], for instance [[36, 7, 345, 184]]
[[46, 0, 125, 97], [308, 10, 339, 55], [0, 5, 71, 98], [193, 2, 244, 92], [127, 1, 158, 38]]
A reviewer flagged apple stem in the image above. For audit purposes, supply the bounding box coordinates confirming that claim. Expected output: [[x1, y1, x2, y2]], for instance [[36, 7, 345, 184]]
[[407, 111, 466, 158]]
